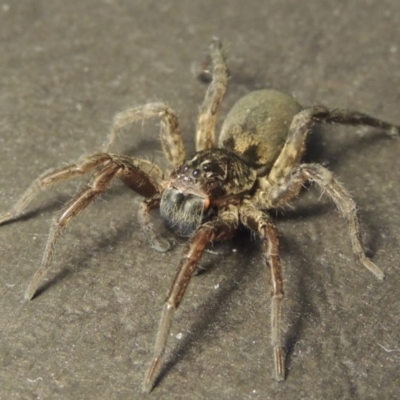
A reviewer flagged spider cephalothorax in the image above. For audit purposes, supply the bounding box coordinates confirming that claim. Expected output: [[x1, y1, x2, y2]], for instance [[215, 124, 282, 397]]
[[0, 39, 398, 393], [161, 148, 257, 236]]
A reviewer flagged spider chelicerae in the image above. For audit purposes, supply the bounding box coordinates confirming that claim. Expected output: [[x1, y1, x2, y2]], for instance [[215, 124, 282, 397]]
[[0, 39, 399, 392]]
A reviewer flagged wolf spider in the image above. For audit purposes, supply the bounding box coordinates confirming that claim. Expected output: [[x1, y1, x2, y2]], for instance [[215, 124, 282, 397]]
[[0, 39, 399, 392]]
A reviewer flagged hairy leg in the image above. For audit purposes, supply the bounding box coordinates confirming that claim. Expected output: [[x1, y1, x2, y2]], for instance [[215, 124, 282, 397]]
[[269, 106, 400, 183], [14, 155, 162, 300], [104, 102, 186, 167], [24, 163, 120, 300], [196, 39, 229, 151], [260, 163, 384, 280], [0, 154, 111, 225], [240, 200, 285, 382], [0, 154, 162, 226], [143, 205, 239, 393]]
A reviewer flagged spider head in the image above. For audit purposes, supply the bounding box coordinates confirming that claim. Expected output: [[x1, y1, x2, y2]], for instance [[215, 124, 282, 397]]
[[159, 148, 257, 236], [170, 148, 257, 198], [159, 187, 213, 237]]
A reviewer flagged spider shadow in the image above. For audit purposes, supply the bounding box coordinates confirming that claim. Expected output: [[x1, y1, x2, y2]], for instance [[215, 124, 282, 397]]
[[154, 219, 321, 386], [227, 72, 267, 93], [303, 123, 395, 168], [274, 202, 382, 263], [154, 229, 263, 386], [0, 194, 71, 228], [276, 233, 321, 378], [26, 188, 350, 380], [27, 194, 148, 300]]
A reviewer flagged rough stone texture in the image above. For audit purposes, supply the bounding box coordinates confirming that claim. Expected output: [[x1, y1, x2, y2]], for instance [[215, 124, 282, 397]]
[[0, 1, 399, 399]]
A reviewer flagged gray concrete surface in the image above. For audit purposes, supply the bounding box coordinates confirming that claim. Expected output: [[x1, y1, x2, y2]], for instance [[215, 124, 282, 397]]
[[1, 1, 399, 399]]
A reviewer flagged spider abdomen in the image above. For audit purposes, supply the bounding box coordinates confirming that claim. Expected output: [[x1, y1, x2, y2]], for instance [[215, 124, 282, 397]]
[[219, 89, 302, 174]]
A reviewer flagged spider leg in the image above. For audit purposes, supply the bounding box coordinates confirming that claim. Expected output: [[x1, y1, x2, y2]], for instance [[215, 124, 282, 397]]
[[103, 102, 186, 167], [143, 205, 239, 393], [240, 200, 285, 382], [269, 106, 400, 183], [138, 196, 173, 252], [196, 38, 229, 151], [0, 154, 162, 225], [0, 153, 113, 225], [24, 163, 119, 301], [23, 155, 163, 301], [263, 163, 384, 280]]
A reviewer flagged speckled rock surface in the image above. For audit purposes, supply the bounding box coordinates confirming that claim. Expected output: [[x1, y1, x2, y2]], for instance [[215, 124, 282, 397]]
[[1, 2, 399, 399]]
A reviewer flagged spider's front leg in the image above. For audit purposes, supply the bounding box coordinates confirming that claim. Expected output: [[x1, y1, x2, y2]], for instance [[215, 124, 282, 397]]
[[5, 154, 163, 301], [240, 200, 285, 382], [263, 163, 385, 280], [24, 161, 121, 300], [0, 154, 112, 225], [143, 205, 239, 393], [103, 102, 186, 167]]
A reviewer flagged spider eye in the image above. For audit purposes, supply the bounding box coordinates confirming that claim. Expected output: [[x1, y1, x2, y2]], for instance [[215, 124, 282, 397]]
[[192, 169, 201, 178]]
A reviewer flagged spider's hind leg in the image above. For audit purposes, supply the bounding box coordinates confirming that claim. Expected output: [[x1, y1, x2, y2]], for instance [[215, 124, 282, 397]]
[[264, 163, 385, 280], [269, 106, 400, 183], [196, 38, 229, 151]]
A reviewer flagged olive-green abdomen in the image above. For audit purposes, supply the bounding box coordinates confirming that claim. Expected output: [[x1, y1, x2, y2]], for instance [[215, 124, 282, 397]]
[[219, 89, 302, 173]]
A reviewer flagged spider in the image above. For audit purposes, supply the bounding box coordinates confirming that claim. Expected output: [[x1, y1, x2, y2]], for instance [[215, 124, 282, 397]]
[[0, 39, 399, 393]]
